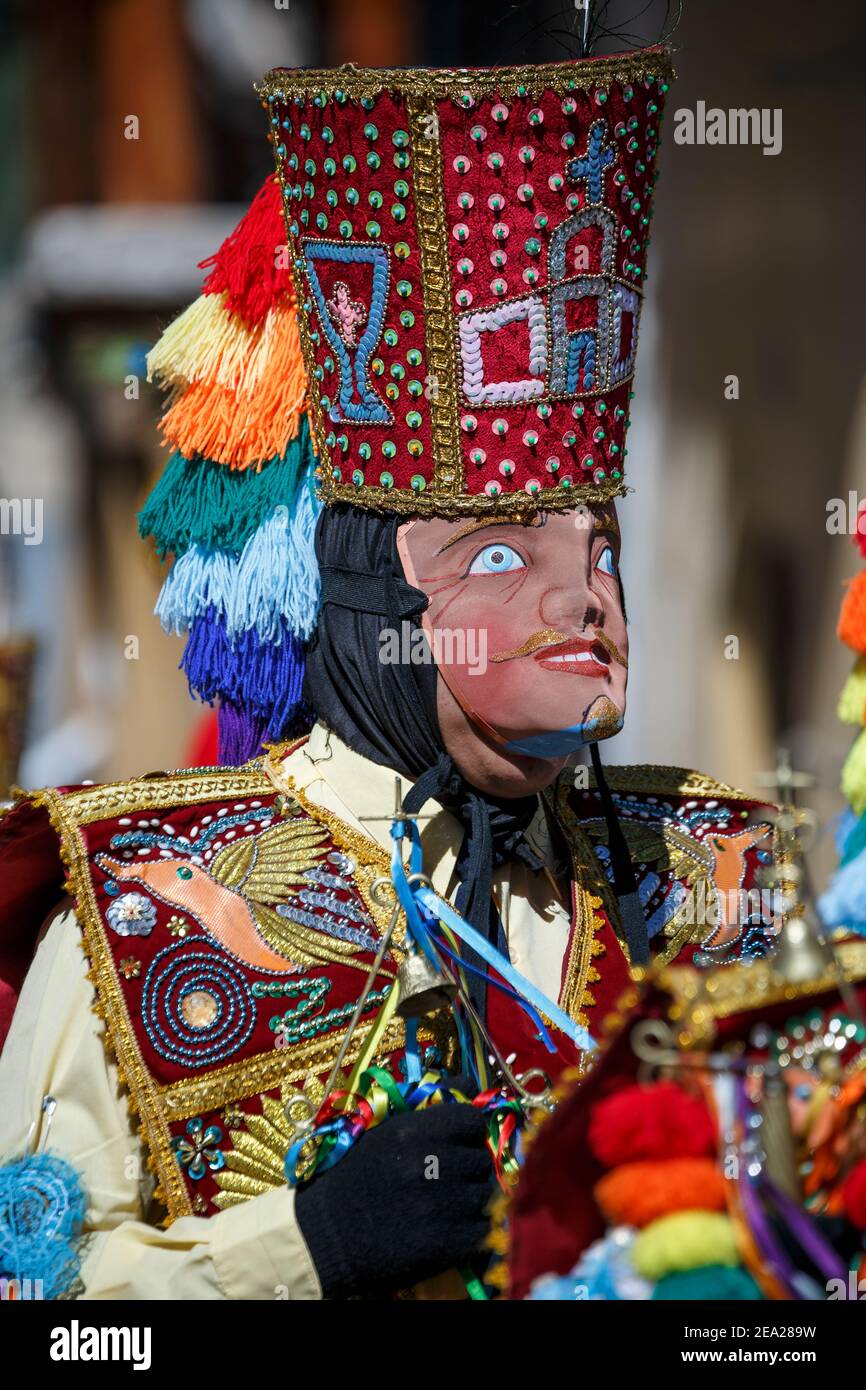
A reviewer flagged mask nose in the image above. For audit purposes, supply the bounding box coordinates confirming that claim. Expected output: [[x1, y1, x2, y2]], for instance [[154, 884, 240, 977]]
[[538, 575, 604, 631]]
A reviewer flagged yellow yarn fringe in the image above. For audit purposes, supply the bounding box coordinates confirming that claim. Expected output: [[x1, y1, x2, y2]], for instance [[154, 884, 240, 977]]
[[838, 656, 866, 727], [158, 302, 307, 468], [843, 728, 866, 817], [147, 291, 283, 396]]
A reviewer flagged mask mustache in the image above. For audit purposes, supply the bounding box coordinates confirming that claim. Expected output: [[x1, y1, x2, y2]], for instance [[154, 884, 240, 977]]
[[593, 630, 628, 669], [489, 627, 628, 667], [489, 628, 568, 663]]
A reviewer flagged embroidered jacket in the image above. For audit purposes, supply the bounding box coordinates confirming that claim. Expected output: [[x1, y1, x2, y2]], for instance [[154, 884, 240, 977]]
[[0, 732, 777, 1228]]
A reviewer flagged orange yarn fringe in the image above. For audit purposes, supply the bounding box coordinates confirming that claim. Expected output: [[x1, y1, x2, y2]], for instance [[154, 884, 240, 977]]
[[159, 302, 307, 468]]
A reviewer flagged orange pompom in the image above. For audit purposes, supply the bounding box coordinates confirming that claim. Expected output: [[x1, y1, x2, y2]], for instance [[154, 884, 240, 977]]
[[588, 1081, 716, 1167], [594, 1157, 727, 1228], [838, 570, 866, 654]]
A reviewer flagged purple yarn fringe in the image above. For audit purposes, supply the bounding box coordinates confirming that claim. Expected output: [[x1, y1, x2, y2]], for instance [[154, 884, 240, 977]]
[[217, 701, 270, 765], [182, 606, 309, 750]]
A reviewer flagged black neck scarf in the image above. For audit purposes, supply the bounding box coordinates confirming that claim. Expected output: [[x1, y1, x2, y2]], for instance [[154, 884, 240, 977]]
[[303, 504, 543, 1013]]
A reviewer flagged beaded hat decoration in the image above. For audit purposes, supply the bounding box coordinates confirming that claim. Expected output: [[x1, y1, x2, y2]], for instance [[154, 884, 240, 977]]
[[140, 50, 672, 764], [261, 49, 672, 514]]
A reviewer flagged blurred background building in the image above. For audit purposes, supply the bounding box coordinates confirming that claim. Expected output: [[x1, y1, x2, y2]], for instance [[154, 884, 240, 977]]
[[0, 0, 863, 886]]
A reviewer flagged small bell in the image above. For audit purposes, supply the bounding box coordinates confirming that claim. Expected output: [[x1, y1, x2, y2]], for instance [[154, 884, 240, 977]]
[[772, 905, 836, 985], [396, 947, 457, 1018]]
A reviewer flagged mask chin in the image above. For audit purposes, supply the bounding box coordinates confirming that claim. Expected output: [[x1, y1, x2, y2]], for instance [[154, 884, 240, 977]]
[[451, 682, 625, 761]]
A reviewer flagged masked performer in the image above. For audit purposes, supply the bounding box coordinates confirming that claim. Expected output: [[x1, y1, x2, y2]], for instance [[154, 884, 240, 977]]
[[0, 48, 778, 1301]]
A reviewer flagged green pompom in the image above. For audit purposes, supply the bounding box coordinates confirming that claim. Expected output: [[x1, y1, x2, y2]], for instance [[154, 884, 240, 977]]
[[652, 1264, 763, 1301]]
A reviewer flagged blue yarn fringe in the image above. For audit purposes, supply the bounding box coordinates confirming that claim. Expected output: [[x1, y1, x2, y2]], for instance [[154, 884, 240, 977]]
[[155, 469, 321, 643]]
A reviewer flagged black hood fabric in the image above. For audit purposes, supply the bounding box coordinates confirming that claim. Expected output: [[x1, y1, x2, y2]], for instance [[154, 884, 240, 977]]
[[302, 504, 543, 1001]]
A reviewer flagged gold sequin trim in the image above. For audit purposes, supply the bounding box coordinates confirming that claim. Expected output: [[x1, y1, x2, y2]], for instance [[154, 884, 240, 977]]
[[589, 763, 769, 801], [662, 939, 866, 1043], [320, 475, 625, 518], [256, 51, 675, 104], [41, 766, 272, 827], [406, 92, 461, 504]]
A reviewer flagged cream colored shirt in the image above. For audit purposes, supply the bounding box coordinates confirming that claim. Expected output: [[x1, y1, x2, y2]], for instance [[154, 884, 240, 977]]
[[0, 726, 572, 1299]]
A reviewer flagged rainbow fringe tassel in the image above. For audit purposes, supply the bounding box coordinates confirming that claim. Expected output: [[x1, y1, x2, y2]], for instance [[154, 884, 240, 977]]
[[141, 174, 319, 762], [820, 522, 866, 929]]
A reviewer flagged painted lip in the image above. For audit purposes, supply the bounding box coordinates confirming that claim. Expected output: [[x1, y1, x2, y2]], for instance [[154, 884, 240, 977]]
[[533, 635, 610, 677]]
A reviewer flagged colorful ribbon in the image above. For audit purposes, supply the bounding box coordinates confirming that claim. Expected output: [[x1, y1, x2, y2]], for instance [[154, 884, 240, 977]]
[[284, 1066, 523, 1191], [390, 808, 596, 1057]]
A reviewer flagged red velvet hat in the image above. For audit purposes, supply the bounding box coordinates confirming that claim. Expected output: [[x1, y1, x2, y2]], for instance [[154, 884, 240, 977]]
[[259, 48, 673, 516]]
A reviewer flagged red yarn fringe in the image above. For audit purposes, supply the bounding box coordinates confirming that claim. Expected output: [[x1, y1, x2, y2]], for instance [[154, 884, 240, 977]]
[[200, 175, 293, 328]]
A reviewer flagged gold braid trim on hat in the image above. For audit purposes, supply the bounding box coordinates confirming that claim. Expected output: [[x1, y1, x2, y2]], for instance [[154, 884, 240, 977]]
[[257, 50, 676, 105]]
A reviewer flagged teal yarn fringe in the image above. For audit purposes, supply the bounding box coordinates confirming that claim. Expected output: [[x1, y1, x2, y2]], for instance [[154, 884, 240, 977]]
[[139, 415, 315, 557], [155, 474, 321, 643]]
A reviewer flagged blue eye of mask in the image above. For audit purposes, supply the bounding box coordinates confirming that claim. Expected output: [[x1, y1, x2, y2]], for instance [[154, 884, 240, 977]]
[[595, 543, 616, 577], [468, 542, 527, 576]]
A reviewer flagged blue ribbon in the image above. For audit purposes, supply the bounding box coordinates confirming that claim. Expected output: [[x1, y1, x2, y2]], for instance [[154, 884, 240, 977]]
[[416, 885, 596, 1054], [391, 811, 595, 1055]]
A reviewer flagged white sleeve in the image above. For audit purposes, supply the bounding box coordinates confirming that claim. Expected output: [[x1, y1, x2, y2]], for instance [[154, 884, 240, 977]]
[[0, 904, 321, 1300]]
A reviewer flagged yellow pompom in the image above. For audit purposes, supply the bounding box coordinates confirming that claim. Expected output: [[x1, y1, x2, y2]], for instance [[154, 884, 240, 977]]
[[632, 1210, 739, 1282], [838, 657, 866, 726], [842, 728, 866, 817]]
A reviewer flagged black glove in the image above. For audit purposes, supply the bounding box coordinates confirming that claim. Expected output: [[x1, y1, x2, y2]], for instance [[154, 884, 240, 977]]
[[295, 1103, 493, 1298]]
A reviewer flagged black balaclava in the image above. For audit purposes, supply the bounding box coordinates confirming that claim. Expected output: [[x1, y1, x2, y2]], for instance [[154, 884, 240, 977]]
[[303, 504, 543, 1007]]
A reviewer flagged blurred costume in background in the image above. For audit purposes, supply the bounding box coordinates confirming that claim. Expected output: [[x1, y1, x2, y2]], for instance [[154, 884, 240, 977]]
[[820, 508, 866, 931], [0, 47, 782, 1300], [0, 638, 35, 800], [497, 940, 866, 1301]]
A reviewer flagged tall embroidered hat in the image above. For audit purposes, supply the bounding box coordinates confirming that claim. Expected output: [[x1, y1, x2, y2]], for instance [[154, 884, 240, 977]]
[[142, 49, 673, 762]]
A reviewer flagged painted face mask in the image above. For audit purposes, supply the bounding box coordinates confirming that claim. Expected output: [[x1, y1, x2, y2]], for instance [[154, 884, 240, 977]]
[[397, 503, 627, 758]]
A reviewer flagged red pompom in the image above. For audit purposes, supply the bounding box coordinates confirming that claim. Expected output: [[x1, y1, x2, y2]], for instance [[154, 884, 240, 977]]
[[588, 1081, 716, 1168], [841, 1158, 866, 1229], [856, 502, 866, 560]]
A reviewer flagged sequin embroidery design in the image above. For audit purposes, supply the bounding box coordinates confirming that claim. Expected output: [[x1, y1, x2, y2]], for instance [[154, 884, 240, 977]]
[[582, 795, 779, 961], [94, 809, 382, 975], [301, 240, 393, 425]]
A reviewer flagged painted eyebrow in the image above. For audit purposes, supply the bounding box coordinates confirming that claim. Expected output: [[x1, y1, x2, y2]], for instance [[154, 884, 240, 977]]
[[593, 511, 620, 538], [435, 514, 543, 555]]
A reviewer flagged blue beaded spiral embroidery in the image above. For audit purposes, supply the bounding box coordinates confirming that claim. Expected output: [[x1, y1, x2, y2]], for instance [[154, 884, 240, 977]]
[[141, 938, 255, 1068]]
